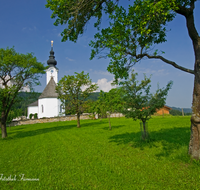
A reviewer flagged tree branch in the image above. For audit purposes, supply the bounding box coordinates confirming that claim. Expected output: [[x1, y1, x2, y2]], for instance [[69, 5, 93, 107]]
[[137, 53, 194, 74]]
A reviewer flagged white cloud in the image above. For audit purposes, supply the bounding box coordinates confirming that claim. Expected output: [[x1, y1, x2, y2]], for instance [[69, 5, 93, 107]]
[[96, 78, 116, 92], [66, 57, 75, 62], [81, 78, 116, 92], [20, 86, 30, 92], [81, 82, 96, 92]]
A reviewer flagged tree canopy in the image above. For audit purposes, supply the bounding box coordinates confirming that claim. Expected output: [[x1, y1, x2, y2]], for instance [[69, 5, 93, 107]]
[[121, 71, 172, 140], [56, 71, 98, 128], [0, 47, 46, 138], [46, 0, 200, 159], [95, 88, 123, 129], [46, 0, 197, 81]]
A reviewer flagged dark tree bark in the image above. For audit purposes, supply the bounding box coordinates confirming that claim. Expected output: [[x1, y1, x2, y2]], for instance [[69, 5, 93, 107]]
[[189, 50, 200, 159], [141, 121, 148, 140], [179, 6, 200, 159], [77, 113, 80, 128], [0, 112, 7, 138], [108, 114, 112, 130]]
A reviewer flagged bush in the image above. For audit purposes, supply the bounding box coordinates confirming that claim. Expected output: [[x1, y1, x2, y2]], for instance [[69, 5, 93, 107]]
[[34, 113, 38, 119], [29, 113, 33, 119]]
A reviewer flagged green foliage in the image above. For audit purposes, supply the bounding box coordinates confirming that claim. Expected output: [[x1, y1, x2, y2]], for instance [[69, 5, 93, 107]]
[[0, 47, 45, 137], [6, 108, 23, 124], [34, 113, 38, 119], [170, 109, 182, 116], [29, 113, 33, 119], [121, 71, 173, 123], [46, 0, 194, 82], [89, 0, 179, 82], [85, 92, 100, 101], [91, 88, 124, 129], [95, 90, 108, 119], [46, 0, 116, 42], [46, 0, 198, 82], [105, 88, 124, 114], [13, 92, 41, 116], [56, 71, 98, 127]]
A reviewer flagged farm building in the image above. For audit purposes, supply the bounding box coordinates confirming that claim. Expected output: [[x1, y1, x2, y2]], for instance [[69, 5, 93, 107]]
[[156, 105, 172, 115]]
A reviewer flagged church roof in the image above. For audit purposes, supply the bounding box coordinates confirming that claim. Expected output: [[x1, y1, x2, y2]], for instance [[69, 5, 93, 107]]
[[28, 100, 38, 107], [39, 77, 58, 99]]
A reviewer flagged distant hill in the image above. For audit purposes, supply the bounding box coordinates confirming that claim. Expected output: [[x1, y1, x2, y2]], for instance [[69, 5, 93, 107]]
[[169, 106, 192, 113], [85, 92, 100, 101]]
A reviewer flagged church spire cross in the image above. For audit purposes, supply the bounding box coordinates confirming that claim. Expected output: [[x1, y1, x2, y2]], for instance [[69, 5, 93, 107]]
[[51, 40, 53, 51]]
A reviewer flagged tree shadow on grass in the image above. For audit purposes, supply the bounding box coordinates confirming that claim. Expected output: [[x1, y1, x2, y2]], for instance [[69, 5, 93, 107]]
[[10, 124, 76, 139], [109, 127, 190, 160], [102, 125, 126, 130], [80, 120, 108, 127], [6, 120, 108, 139]]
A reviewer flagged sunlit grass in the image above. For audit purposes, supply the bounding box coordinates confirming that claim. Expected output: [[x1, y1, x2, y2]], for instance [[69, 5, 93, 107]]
[[0, 116, 199, 189]]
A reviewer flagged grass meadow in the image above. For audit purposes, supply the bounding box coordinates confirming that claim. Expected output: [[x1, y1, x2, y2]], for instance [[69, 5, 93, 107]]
[[0, 116, 200, 189]]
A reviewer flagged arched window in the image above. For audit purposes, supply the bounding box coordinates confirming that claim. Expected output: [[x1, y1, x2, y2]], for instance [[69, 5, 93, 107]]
[[60, 105, 62, 113], [41, 105, 44, 113]]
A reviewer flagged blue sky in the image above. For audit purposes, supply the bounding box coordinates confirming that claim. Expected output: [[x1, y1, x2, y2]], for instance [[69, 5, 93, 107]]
[[0, 0, 200, 108]]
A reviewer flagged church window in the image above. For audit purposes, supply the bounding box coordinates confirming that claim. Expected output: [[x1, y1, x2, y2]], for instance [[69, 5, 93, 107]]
[[41, 105, 44, 113]]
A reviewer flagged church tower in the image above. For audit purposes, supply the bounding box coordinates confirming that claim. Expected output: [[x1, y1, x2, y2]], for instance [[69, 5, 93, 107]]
[[27, 41, 64, 119], [37, 41, 64, 118], [46, 40, 58, 84]]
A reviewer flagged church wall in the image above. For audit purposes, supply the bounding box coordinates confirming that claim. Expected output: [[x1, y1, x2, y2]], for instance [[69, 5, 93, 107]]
[[38, 98, 60, 118], [28, 106, 38, 118]]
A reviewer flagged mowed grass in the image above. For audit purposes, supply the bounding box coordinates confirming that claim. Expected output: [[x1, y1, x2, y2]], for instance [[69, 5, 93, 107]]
[[0, 116, 200, 189]]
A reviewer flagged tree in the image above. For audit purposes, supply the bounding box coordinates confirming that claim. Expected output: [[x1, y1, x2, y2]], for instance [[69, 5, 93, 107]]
[[170, 109, 182, 116], [56, 71, 98, 128], [46, 1, 200, 158], [93, 88, 123, 129], [106, 88, 124, 129], [0, 47, 45, 138], [121, 71, 172, 140], [46, 0, 117, 42], [96, 90, 108, 120]]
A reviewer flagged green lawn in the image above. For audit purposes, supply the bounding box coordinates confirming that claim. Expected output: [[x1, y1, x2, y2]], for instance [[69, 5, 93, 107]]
[[0, 116, 199, 189]]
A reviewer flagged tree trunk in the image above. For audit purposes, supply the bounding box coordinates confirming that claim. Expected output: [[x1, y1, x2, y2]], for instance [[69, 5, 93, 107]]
[[141, 121, 148, 140], [1, 112, 7, 138], [77, 113, 80, 128], [1, 122, 7, 138], [188, 36, 200, 159], [108, 114, 111, 130], [189, 73, 200, 159], [183, 8, 200, 159], [182, 108, 184, 117]]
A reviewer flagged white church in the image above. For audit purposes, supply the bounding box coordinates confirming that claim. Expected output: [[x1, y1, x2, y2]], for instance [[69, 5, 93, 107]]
[[27, 41, 64, 119]]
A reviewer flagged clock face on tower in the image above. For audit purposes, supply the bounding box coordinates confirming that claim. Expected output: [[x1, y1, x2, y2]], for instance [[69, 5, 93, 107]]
[[51, 69, 54, 74]]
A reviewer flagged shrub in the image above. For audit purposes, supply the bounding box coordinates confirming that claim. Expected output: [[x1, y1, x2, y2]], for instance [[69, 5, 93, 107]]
[[34, 113, 38, 119], [29, 113, 33, 119]]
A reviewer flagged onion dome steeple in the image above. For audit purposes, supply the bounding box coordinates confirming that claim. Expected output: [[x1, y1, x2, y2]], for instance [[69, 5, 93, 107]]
[[47, 40, 57, 67]]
